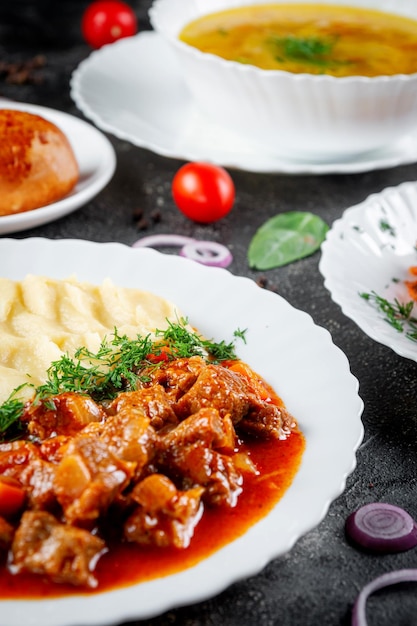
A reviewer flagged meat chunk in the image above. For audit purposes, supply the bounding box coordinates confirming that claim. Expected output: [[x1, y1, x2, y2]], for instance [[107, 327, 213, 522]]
[[174, 364, 250, 423], [159, 408, 235, 452], [124, 474, 204, 548], [0, 441, 40, 474], [17, 457, 57, 510], [175, 362, 296, 440], [100, 407, 155, 473], [24, 393, 106, 439], [100, 406, 151, 460], [239, 402, 296, 440], [54, 433, 134, 525], [40, 435, 71, 463], [10, 511, 106, 587], [156, 408, 241, 506], [0, 441, 56, 509], [158, 441, 243, 507], [144, 356, 205, 401], [107, 386, 177, 431]]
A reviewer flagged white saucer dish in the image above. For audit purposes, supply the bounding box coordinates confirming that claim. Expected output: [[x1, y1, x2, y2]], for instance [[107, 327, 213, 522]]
[[0, 102, 116, 235], [0, 238, 363, 626], [70, 32, 417, 175], [320, 180, 417, 362]]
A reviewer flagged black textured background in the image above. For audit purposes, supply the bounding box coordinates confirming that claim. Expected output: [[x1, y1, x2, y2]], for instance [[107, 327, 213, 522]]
[[1, 2, 417, 624]]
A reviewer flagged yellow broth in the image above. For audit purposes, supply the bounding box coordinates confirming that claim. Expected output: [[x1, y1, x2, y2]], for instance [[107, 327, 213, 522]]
[[179, 3, 417, 77]]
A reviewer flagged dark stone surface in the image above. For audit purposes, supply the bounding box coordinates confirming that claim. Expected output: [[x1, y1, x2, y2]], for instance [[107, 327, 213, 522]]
[[1, 2, 417, 624]]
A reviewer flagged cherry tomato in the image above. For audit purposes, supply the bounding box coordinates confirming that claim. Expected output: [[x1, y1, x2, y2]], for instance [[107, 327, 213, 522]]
[[81, 1, 138, 49], [172, 162, 235, 223]]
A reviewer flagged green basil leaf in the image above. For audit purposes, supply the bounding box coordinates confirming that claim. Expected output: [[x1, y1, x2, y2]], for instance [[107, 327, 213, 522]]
[[248, 211, 329, 270]]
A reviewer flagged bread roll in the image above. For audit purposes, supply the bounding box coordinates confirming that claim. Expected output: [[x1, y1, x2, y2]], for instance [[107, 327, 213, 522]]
[[0, 109, 79, 216]]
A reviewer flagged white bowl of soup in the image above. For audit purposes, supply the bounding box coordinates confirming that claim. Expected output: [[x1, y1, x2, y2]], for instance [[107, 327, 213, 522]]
[[149, 0, 417, 160]]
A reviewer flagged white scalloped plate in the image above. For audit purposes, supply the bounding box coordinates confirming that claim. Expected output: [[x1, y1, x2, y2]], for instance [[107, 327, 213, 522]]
[[0, 101, 116, 234], [0, 238, 363, 626], [320, 180, 417, 361], [70, 32, 417, 175]]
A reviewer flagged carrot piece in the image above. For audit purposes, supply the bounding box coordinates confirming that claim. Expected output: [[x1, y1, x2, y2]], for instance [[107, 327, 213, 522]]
[[405, 280, 417, 301], [146, 346, 171, 364], [0, 478, 25, 517]]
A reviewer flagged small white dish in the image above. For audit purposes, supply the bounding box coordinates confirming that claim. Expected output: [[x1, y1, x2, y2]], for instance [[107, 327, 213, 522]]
[[70, 32, 417, 175], [0, 101, 116, 235], [320, 180, 417, 362], [0, 237, 363, 626]]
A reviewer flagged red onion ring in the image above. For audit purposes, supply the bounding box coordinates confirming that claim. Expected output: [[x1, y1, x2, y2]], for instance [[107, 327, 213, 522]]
[[132, 235, 233, 268], [180, 241, 233, 268], [352, 569, 417, 626], [132, 234, 195, 248], [345, 502, 417, 553]]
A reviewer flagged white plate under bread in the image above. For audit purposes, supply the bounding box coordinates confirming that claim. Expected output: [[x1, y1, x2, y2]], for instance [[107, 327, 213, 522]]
[[0, 100, 116, 235]]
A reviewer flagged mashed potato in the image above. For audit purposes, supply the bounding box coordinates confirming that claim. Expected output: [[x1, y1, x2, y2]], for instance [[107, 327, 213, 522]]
[[0, 275, 180, 404]]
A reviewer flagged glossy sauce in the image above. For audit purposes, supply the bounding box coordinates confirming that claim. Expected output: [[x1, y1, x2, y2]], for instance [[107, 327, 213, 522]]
[[179, 3, 417, 77], [0, 430, 305, 598]]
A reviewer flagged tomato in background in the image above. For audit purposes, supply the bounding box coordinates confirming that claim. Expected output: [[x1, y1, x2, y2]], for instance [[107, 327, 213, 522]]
[[81, 1, 138, 49], [172, 162, 235, 224]]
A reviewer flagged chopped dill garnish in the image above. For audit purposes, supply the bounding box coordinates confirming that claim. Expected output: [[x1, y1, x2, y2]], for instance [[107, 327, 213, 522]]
[[37, 319, 241, 402], [268, 35, 349, 69], [234, 328, 247, 343], [379, 220, 396, 237], [155, 317, 238, 361], [360, 290, 417, 341], [35, 330, 155, 403], [0, 385, 28, 442], [0, 319, 246, 439], [281, 35, 333, 60]]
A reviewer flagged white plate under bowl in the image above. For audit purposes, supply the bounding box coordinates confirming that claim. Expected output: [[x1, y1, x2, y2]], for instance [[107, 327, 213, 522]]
[[0, 238, 363, 626], [0, 101, 116, 235], [320, 180, 417, 361], [71, 31, 417, 175]]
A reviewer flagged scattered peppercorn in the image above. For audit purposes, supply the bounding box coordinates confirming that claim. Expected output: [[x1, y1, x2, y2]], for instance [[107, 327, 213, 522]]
[[136, 217, 149, 231], [150, 209, 161, 224], [0, 56, 46, 85], [132, 207, 144, 221], [256, 276, 268, 289]]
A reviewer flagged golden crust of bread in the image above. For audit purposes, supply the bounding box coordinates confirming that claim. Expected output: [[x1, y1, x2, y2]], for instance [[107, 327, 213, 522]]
[[0, 109, 79, 216]]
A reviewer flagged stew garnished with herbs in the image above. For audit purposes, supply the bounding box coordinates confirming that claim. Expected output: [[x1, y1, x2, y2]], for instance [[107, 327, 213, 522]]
[[0, 320, 304, 596]]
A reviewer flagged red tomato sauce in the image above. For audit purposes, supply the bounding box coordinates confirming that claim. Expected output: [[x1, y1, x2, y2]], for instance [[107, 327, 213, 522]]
[[0, 430, 304, 599]]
